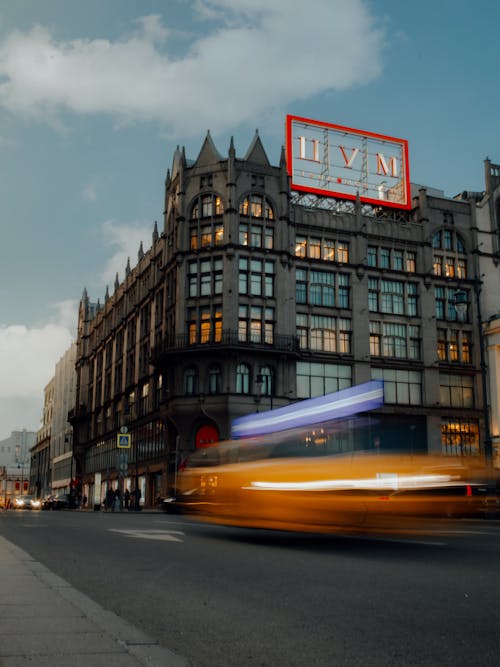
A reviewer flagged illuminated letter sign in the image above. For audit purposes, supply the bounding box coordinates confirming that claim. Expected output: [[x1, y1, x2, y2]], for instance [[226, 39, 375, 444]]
[[286, 115, 411, 210]]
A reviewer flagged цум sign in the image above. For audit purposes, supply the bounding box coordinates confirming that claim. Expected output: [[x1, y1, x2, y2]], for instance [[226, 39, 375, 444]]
[[286, 115, 411, 210]]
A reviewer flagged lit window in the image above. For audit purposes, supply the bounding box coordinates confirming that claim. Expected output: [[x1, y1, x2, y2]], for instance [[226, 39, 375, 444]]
[[406, 252, 416, 273], [295, 236, 307, 257], [323, 240, 335, 261], [309, 238, 321, 259], [337, 242, 349, 264], [441, 418, 479, 456]]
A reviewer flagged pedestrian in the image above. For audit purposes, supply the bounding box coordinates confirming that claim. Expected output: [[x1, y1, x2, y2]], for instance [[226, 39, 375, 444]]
[[124, 488, 130, 510], [114, 488, 121, 512], [106, 487, 114, 512], [133, 487, 141, 511]]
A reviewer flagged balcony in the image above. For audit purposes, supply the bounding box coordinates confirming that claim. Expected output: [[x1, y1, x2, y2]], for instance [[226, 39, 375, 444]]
[[68, 404, 88, 423], [151, 329, 300, 362]]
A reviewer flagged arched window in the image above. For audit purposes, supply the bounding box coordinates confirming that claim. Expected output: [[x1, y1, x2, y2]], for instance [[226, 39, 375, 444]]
[[432, 229, 467, 279], [236, 363, 250, 394], [239, 194, 274, 219], [239, 194, 275, 249], [184, 367, 199, 395], [257, 366, 273, 396], [208, 366, 221, 394], [191, 194, 224, 219], [190, 194, 224, 250]]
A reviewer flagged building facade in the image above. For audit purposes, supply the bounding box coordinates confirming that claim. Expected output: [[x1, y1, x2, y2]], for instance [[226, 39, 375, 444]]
[[50, 343, 77, 495], [30, 345, 77, 498], [0, 429, 36, 505], [31, 378, 54, 497], [469, 159, 500, 465], [70, 131, 500, 508]]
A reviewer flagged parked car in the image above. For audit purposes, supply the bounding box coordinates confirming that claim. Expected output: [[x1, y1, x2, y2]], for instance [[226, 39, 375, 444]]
[[12, 495, 42, 510], [42, 494, 72, 510]]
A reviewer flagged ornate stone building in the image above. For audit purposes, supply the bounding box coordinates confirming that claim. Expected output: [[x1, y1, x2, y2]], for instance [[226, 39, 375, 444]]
[[70, 132, 499, 508]]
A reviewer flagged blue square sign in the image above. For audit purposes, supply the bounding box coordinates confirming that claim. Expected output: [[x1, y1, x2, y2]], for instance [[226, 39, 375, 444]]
[[117, 433, 131, 448]]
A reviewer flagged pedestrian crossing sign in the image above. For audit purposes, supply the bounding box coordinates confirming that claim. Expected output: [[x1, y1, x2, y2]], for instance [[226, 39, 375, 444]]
[[117, 433, 131, 448]]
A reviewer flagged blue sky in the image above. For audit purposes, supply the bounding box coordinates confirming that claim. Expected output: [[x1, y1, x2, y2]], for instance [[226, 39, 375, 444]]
[[0, 0, 498, 439]]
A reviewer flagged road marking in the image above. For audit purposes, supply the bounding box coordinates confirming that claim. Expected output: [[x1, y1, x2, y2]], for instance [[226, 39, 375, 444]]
[[109, 528, 184, 542]]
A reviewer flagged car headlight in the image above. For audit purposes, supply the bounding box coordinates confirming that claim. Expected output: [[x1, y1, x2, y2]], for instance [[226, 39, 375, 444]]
[[31, 500, 41, 508], [14, 499, 24, 507]]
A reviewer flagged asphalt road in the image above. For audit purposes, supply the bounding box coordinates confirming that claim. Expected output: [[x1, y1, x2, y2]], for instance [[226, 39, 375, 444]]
[[1, 509, 500, 666]]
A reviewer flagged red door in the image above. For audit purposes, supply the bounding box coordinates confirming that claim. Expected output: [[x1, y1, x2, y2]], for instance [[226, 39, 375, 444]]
[[196, 425, 219, 449]]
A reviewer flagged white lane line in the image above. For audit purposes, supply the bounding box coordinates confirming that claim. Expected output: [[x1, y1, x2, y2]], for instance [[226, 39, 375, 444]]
[[109, 528, 184, 542]]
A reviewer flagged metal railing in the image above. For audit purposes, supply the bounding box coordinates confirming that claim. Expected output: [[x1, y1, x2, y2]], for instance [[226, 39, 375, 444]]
[[151, 329, 300, 358]]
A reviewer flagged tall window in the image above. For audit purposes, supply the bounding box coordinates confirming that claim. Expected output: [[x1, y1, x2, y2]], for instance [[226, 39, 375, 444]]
[[184, 367, 199, 395], [295, 269, 350, 308], [296, 314, 351, 353], [371, 368, 422, 405], [239, 258, 274, 297], [238, 306, 274, 344], [239, 195, 275, 249], [432, 229, 467, 278], [435, 287, 470, 322], [369, 322, 420, 360], [437, 328, 471, 363], [295, 236, 349, 263], [208, 366, 221, 394], [439, 374, 474, 408], [187, 306, 222, 344], [188, 258, 223, 297], [258, 366, 273, 396], [236, 363, 250, 393], [366, 246, 417, 273], [369, 278, 418, 316], [190, 194, 224, 249], [240, 194, 274, 219], [297, 362, 351, 398], [441, 418, 479, 456], [139, 383, 149, 416]]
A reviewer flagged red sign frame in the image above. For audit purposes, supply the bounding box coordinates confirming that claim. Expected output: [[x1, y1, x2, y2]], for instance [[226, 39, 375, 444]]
[[286, 115, 411, 210]]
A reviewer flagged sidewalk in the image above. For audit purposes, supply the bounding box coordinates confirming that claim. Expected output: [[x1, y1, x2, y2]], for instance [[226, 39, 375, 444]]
[[0, 535, 193, 667]]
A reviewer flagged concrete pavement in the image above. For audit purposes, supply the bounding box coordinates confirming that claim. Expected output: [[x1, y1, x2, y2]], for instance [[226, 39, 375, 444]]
[[0, 535, 193, 667]]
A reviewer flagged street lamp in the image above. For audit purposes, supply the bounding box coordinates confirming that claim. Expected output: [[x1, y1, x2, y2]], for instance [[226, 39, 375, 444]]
[[453, 286, 494, 491]]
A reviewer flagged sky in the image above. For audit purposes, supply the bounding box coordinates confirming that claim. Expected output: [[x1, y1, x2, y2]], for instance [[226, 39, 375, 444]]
[[0, 0, 499, 440]]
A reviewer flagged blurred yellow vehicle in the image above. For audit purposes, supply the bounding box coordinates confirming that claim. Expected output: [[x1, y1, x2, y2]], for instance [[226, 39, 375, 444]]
[[174, 442, 493, 535]]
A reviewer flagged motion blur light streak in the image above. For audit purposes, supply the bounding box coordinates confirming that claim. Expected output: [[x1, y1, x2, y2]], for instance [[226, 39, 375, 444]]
[[231, 380, 384, 438], [243, 474, 459, 492], [175, 450, 493, 535]]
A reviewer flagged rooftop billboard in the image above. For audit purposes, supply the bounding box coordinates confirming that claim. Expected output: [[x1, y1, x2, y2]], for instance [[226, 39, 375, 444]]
[[286, 115, 411, 210]]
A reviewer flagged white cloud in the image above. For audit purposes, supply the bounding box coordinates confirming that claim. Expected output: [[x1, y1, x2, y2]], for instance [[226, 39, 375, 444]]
[[0, 1, 384, 134], [100, 219, 152, 287], [82, 183, 97, 202], [0, 301, 77, 439]]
